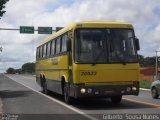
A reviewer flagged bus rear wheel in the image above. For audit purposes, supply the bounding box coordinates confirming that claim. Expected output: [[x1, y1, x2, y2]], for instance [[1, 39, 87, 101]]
[[41, 79, 49, 95], [43, 81, 49, 95], [64, 83, 72, 104], [111, 95, 122, 104]]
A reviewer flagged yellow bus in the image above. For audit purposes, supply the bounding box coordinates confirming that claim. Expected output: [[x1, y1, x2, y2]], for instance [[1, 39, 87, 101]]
[[36, 22, 140, 104]]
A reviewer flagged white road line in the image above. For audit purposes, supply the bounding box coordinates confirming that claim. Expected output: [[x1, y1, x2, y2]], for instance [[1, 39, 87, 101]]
[[140, 88, 150, 91], [5, 75, 98, 120]]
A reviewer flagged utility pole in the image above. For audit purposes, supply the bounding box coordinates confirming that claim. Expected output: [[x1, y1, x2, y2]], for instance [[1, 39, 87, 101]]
[[155, 51, 160, 80]]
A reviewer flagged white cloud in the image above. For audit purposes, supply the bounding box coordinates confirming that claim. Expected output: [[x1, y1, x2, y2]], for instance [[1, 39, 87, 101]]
[[0, 0, 160, 72]]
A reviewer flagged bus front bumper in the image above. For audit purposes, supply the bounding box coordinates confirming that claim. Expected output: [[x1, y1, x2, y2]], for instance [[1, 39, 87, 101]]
[[70, 84, 139, 98]]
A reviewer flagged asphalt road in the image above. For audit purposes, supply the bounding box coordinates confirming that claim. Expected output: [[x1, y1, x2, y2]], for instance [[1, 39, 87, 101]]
[[1, 74, 160, 120]]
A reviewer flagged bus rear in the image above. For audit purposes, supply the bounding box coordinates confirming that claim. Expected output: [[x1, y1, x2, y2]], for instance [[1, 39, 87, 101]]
[[68, 22, 140, 103]]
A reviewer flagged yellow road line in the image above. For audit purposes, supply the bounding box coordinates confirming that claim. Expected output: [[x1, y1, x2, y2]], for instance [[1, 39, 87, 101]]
[[123, 98, 160, 108]]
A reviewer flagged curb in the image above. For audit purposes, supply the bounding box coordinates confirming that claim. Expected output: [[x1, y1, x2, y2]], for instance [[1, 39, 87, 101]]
[[140, 88, 150, 91]]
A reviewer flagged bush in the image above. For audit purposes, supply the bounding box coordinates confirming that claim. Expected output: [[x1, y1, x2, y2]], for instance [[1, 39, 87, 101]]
[[140, 80, 152, 89], [6, 67, 15, 74]]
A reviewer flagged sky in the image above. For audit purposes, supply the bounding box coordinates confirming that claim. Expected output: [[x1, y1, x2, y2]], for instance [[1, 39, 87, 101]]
[[0, 0, 160, 72]]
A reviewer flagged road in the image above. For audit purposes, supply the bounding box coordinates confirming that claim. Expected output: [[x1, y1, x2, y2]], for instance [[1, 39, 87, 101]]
[[0, 74, 160, 120]]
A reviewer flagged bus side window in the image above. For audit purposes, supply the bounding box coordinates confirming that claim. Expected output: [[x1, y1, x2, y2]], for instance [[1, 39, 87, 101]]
[[36, 47, 39, 59], [40, 46, 43, 58], [43, 44, 47, 58], [61, 34, 67, 52], [47, 42, 51, 57], [50, 41, 52, 55], [38, 47, 40, 58], [56, 37, 61, 54], [51, 40, 55, 56]]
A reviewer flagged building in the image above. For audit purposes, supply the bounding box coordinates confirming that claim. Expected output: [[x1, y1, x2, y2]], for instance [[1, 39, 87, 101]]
[[140, 67, 160, 81]]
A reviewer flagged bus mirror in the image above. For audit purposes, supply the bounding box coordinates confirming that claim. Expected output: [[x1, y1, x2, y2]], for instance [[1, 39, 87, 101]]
[[67, 38, 71, 52], [135, 38, 140, 51]]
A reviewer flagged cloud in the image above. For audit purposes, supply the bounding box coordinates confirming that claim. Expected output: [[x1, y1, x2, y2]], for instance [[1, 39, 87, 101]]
[[0, 0, 160, 72]]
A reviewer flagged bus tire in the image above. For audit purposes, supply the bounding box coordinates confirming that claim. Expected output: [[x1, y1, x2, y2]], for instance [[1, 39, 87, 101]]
[[43, 81, 49, 95], [41, 77, 49, 95], [111, 95, 122, 104], [64, 83, 72, 104], [40, 76, 45, 93]]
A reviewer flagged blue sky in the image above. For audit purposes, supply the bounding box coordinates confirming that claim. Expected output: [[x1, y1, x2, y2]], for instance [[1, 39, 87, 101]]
[[0, 0, 160, 72]]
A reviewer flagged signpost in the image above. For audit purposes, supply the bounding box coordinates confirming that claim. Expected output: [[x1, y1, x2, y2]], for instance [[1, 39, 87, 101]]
[[0, 26, 58, 34], [56, 27, 63, 32], [20, 26, 34, 34], [38, 27, 52, 34]]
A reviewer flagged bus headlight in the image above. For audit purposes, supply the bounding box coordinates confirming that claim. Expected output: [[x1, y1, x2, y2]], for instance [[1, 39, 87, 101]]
[[81, 88, 86, 93], [132, 87, 137, 91]]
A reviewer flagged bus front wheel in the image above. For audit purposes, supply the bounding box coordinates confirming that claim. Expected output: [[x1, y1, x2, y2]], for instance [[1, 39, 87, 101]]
[[64, 83, 72, 104], [111, 95, 122, 104]]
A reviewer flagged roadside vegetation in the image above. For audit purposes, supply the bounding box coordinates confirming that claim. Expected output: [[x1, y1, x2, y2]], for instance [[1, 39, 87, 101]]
[[140, 80, 152, 89], [6, 62, 35, 74]]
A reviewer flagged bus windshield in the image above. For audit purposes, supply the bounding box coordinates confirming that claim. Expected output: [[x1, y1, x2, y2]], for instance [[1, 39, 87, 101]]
[[75, 28, 137, 64]]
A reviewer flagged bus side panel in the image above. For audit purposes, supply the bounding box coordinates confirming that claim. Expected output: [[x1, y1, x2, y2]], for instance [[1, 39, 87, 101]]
[[37, 54, 69, 94]]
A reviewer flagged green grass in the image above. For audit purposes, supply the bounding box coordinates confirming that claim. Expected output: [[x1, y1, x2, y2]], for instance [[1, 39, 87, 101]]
[[139, 80, 152, 89]]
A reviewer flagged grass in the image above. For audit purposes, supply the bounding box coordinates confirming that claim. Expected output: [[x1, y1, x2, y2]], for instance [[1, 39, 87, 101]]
[[139, 80, 152, 89]]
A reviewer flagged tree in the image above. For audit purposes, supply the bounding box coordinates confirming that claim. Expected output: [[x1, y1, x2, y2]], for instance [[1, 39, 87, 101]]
[[138, 54, 160, 67], [6, 67, 15, 74], [143, 57, 155, 67], [22, 62, 35, 74], [15, 69, 22, 74], [138, 54, 145, 67], [0, 0, 9, 19]]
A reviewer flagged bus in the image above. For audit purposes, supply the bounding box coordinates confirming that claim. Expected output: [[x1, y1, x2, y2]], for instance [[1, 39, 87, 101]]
[[36, 22, 140, 104]]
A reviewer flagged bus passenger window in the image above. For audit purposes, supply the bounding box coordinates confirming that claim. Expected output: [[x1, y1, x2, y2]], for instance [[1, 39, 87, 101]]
[[36, 48, 39, 59], [61, 34, 67, 52], [56, 37, 61, 54], [51, 40, 55, 55], [40, 46, 43, 58], [47, 42, 51, 57], [43, 44, 47, 58]]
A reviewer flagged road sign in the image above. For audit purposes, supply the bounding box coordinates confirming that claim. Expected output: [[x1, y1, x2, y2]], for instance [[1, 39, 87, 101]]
[[56, 27, 63, 32], [20, 26, 34, 34], [38, 27, 52, 34]]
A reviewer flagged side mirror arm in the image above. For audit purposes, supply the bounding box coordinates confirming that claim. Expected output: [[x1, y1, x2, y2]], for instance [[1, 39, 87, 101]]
[[135, 37, 140, 51]]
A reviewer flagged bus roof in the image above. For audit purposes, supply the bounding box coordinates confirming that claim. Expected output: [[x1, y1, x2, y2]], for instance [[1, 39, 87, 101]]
[[38, 21, 133, 47]]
